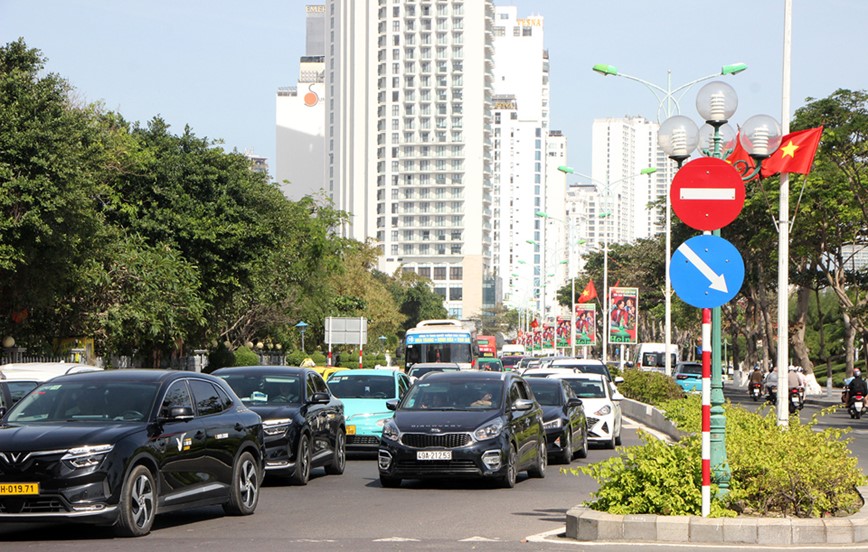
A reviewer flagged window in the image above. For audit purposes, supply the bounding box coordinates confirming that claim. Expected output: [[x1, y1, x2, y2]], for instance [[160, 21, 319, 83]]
[[449, 287, 463, 300], [433, 267, 447, 280], [160, 381, 194, 417], [190, 380, 224, 416], [418, 267, 431, 278]]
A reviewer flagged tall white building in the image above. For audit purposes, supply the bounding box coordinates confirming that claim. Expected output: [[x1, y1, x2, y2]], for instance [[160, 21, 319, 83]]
[[490, 7, 562, 320], [589, 116, 672, 247], [326, 0, 495, 320], [276, 5, 327, 200]]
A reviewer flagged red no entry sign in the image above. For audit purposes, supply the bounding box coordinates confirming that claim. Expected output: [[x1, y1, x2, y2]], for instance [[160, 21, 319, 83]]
[[670, 157, 745, 231]]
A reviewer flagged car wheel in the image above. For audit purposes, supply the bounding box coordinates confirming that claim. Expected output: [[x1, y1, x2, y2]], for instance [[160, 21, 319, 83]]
[[290, 433, 312, 485], [324, 430, 346, 475], [223, 451, 260, 515], [614, 425, 622, 446], [498, 446, 517, 488], [557, 431, 572, 465], [528, 441, 546, 478], [379, 475, 402, 488], [575, 426, 588, 459], [114, 465, 156, 537]]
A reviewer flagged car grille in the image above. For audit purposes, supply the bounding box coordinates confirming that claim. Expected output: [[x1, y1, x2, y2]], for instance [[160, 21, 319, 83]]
[[396, 460, 478, 473], [401, 433, 472, 449], [586, 417, 599, 428], [347, 435, 380, 446], [0, 496, 67, 514]]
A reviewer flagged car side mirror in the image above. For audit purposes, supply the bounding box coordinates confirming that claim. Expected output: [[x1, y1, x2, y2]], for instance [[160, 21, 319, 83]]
[[511, 398, 534, 412], [566, 397, 583, 408], [161, 406, 194, 421], [614, 376, 625, 385], [310, 392, 331, 404], [612, 392, 625, 401], [386, 399, 399, 411]]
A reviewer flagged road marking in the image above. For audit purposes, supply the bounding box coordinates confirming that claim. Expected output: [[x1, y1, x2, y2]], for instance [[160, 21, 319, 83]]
[[373, 537, 420, 542], [459, 536, 501, 542]]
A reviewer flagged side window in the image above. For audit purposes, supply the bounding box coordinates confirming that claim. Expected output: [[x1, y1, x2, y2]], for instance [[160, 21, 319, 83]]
[[161, 381, 194, 417], [516, 381, 531, 400], [189, 380, 223, 416], [215, 384, 233, 410], [398, 375, 409, 397], [508, 383, 521, 404], [313, 374, 329, 395], [306, 375, 317, 400], [0, 387, 7, 409]]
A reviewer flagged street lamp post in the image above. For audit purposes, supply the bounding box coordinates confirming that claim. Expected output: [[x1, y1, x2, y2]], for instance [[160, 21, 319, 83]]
[[295, 321, 309, 354], [592, 62, 747, 378], [535, 211, 578, 356], [556, 166, 657, 365], [658, 82, 781, 501]]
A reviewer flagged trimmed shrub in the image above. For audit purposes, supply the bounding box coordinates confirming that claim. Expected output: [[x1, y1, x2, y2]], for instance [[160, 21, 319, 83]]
[[619, 369, 684, 406], [205, 344, 235, 373], [232, 346, 259, 367]]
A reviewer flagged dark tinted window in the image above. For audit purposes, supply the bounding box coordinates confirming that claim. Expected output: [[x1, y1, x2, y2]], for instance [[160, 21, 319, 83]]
[[161, 381, 194, 416], [306, 375, 317, 399], [527, 380, 562, 406], [190, 379, 223, 416], [677, 363, 703, 375], [7, 382, 37, 404], [565, 379, 607, 399], [312, 373, 329, 394], [329, 374, 396, 399]]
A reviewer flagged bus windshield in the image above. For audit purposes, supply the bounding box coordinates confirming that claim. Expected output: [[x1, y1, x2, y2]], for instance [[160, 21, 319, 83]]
[[406, 343, 472, 366]]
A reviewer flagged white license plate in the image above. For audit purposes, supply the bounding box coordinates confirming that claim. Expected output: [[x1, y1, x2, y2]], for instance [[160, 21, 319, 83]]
[[791, 396, 800, 403], [855, 401, 863, 410], [417, 450, 452, 461]]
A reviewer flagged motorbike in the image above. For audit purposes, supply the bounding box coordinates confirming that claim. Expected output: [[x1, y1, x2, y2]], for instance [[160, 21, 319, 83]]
[[849, 393, 867, 419], [749, 382, 762, 401], [766, 385, 777, 405], [789, 387, 803, 414]]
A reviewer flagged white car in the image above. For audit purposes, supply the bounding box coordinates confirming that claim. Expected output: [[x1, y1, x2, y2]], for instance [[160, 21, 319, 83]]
[[523, 358, 624, 385], [547, 373, 623, 449]]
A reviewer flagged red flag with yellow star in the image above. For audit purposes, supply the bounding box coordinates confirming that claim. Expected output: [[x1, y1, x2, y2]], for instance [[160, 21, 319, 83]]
[[760, 127, 823, 178], [725, 132, 759, 181], [577, 279, 597, 304]]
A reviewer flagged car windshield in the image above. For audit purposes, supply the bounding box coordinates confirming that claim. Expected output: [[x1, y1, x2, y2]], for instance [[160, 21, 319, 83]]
[[401, 380, 503, 411], [527, 382, 562, 406], [678, 364, 702, 375], [7, 381, 160, 423], [218, 374, 302, 405], [328, 374, 395, 399], [564, 379, 607, 399], [408, 366, 457, 378]]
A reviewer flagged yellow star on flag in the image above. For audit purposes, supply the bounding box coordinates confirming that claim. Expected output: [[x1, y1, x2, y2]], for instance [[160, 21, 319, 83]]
[[779, 140, 799, 158]]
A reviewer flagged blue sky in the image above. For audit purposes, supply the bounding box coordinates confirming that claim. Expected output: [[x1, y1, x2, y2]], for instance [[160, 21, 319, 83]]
[[2, 0, 866, 179]]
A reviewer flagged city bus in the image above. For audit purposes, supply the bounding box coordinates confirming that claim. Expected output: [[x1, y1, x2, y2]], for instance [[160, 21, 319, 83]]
[[403, 319, 477, 371]]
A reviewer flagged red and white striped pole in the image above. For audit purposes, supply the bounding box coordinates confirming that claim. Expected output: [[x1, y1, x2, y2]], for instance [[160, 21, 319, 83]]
[[701, 307, 712, 517], [358, 344, 364, 369]]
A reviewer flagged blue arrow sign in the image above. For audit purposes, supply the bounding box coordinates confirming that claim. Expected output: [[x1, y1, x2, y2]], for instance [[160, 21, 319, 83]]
[[670, 235, 744, 309]]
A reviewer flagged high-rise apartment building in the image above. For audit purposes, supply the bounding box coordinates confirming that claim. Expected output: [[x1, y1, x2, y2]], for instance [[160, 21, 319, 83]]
[[326, 0, 495, 320], [276, 5, 327, 200]]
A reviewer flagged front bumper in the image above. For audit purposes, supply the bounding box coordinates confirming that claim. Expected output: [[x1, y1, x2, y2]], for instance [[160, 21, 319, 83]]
[[377, 434, 510, 480], [0, 477, 120, 525], [346, 418, 388, 450], [585, 414, 615, 442], [544, 427, 569, 457]]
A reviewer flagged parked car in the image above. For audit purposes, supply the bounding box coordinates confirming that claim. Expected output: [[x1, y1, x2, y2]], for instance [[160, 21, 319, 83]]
[[673, 361, 703, 394], [407, 362, 461, 383], [476, 357, 504, 372], [213, 366, 346, 485], [0, 369, 264, 537], [547, 373, 623, 449], [327, 369, 411, 450], [377, 371, 546, 488], [525, 377, 588, 464]]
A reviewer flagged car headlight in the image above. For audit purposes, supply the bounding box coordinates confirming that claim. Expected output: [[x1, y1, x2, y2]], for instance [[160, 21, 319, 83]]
[[473, 418, 504, 441], [543, 418, 563, 430], [594, 405, 612, 416], [263, 418, 293, 436], [382, 419, 400, 442], [62, 444, 114, 469], [376, 417, 389, 427]]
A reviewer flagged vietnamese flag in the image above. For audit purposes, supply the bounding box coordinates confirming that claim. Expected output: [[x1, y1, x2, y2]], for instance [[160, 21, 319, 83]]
[[760, 127, 823, 178], [577, 280, 597, 304], [726, 133, 759, 181]]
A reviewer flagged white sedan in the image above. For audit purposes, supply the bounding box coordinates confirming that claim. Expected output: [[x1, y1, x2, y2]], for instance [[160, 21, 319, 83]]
[[547, 373, 623, 449]]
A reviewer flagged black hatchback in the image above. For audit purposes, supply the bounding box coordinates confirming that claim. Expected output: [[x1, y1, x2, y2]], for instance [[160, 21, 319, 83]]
[[213, 366, 346, 485], [377, 371, 546, 488], [0, 370, 264, 537], [525, 377, 588, 464]]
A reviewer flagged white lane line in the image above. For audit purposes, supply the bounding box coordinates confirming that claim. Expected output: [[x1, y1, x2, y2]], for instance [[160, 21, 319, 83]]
[[372, 537, 420, 542]]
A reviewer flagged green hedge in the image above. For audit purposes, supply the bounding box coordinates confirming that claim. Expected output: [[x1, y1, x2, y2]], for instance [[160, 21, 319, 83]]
[[618, 369, 684, 406], [570, 395, 866, 517]]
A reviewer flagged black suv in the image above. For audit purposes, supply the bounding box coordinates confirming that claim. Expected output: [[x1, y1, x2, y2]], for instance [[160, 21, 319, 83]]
[[377, 371, 546, 488], [0, 370, 264, 537], [213, 366, 346, 485]]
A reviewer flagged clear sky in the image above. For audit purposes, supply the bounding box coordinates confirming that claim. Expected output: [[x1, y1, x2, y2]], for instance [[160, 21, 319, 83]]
[[2, 0, 866, 180]]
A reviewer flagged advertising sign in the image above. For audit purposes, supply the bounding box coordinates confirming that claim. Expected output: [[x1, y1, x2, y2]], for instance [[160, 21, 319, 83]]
[[574, 303, 596, 346], [608, 287, 638, 345], [556, 317, 571, 347]]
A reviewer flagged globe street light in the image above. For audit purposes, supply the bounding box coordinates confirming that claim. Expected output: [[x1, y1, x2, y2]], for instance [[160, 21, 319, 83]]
[[658, 81, 781, 503], [592, 63, 747, 378], [556, 166, 657, 364]]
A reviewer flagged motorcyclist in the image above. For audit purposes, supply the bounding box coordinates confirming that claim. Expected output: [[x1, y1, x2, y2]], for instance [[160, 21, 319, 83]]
[[797, 367, 808, 402], [846, 369, 868, 409], [748, 366, 764, 392], [787, 365, 803, 408], [763, 366, 778, 397]]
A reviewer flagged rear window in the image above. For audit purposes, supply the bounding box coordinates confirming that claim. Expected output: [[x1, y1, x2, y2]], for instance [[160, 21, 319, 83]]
[[677, 363, 702, 375]]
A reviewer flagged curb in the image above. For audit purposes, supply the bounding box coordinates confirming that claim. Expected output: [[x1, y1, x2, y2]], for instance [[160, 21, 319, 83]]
[[564, 486, 868, 544]]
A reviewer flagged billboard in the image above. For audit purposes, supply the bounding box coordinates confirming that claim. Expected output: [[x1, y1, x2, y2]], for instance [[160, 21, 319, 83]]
[[574, 303, 597, 346], [608, 287, 638, 345]]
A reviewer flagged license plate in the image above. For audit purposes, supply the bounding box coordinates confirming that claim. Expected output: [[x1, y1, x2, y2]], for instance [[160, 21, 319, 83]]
[[416, 450, 451, 461], [0, 483, 39, 495], [792, 396, 800, 403], [346, 425, 356, 435], [856, 401, 863, 409]]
